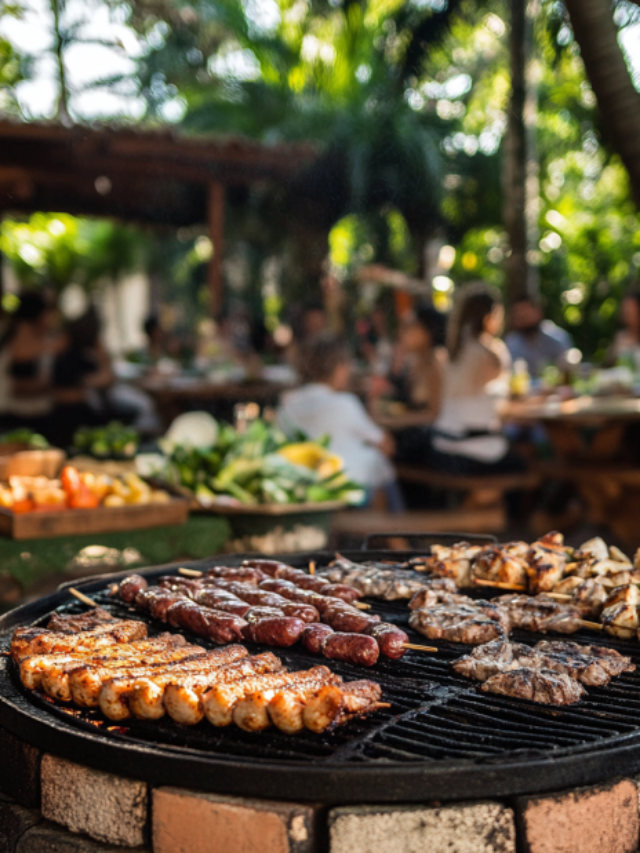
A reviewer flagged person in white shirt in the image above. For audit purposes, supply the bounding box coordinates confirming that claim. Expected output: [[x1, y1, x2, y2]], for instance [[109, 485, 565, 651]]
[[431, 282, 525, 475], [277, 334, 403, 508]]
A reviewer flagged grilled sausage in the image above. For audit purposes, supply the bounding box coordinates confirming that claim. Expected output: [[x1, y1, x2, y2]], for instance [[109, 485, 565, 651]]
[[321, 602, 380, 634], [259, 579, 334, 613], [317, 583, 362, 604], [203, 669, 318, 727], [267, 676, 343, 734], [260, 570, 362, 604], [165, 600, 247, 644], [118, 574, 148, 603], [241, 559, 293, 577], [242, 616, 306, 647], [300, 623, 335, 654], [366, 623, 409, 660], [322, 633, 380, 667], [11, 621, 147, 662], [206, 566, 268, 584], [193, 588, 252, 617]]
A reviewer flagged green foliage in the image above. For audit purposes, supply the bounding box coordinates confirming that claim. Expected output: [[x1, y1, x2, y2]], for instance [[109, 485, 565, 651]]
[[0, 213, 146, 292]]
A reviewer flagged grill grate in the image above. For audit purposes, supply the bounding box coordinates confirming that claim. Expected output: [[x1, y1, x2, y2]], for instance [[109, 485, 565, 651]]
[[4, 549, 640, 803]]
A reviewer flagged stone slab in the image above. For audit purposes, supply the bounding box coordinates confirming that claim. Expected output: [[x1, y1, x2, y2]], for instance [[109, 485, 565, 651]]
[[0, 794, 40, 853], [16, 823, 149, 853], [0, 728, 40, 808]]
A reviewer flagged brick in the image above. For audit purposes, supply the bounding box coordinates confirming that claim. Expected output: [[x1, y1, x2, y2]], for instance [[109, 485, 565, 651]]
[[16, 822, 149, 853], [0, 727, 40, 808], [329, 801, 515, 853], [152, 788, 317, 853], [40, 756, 147, 848], [0, 794, 40, 853], [516, 778, 638, 853]]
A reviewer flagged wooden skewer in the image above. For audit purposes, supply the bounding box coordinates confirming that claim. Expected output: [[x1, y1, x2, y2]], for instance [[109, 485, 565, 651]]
[[353, 602, 372, 610], [402, 643, 438, 652], [546, 592, 573, 601], [308, 560, 316, 576], [374, 702, 392, 709], [472, 578, 527, 592], [69, 587, 99, 607], [178, 567, 203, 578], [577, 620, 604, 631]]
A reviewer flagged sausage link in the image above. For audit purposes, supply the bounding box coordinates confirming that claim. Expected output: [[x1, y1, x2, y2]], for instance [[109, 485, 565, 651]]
[[241, 559, 294, 577], [242, 617, 306, 647], [194, 588, 251, 617], [118, 574, 148, 603], [300, 623, 334, 654], [322, 602, 380, 633], [166, 600, 247, 644], [205, 566, 267, 584], [322, 633, 380, 667], [367, 623, 408, 660]]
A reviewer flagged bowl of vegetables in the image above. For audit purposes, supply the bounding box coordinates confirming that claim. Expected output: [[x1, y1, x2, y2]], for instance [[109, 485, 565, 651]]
[[72, 422, 140, 460]]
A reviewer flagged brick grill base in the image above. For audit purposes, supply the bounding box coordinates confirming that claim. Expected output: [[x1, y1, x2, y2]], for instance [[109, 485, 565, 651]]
[[1, 725, 639, 853]]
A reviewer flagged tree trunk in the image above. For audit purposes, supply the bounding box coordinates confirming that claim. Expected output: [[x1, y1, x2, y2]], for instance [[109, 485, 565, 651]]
[[503, 0, 535, 306], [50, 0, 71, 124], [564, 0, 640, 206]]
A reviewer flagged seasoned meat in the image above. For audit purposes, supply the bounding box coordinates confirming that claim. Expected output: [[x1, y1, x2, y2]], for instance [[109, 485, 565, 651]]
[[495, 595, 583, 634], [47, 608, 115, 633], [409, 605, 506, 645], [11, 620, 147, 662], [601, 603, 639, 639], [302, 680, 383, 732], [481, 667, 585, 705], [453, 639, 535, 681]]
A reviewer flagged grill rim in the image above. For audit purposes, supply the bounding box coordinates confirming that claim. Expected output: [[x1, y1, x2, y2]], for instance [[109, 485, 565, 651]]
[[2, 550, 640, 805]]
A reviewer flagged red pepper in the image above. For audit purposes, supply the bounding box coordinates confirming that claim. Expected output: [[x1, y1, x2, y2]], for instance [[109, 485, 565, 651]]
[[12, 498, 34, 514], [61, 466, 82, 496], [68, 484, 99, 509]]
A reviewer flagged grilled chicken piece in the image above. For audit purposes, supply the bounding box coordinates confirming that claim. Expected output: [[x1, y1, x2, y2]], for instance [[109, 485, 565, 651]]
[[495, 595, 583, 634], [38, 634, 187, 700], [98, 645, 250, 720], [267, 677, 344, 734], [302, 680, 383, 732], [132, 652, 283, 721], [601, 603, 639, 639], [524, 532, 572, 593], [552, 577, 608, 618], [422, 543, 483, 588], [481, 667, 585, 705], [603, 584, 640, 608], [47, 608, 115, 633], [473, 542, 529, 587], [409, 604, 507, 645], [203, 671, 318, 727], [72, 645, 214, 708], [575, 537, 609, 562], [232, 667, 339, 732], [11, 620, 147, 662], [408, 589, 473, 611]]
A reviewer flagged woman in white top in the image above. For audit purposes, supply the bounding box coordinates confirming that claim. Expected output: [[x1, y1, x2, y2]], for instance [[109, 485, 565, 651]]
[[430, 282, 524, 474], [277, 334, 403, 508]]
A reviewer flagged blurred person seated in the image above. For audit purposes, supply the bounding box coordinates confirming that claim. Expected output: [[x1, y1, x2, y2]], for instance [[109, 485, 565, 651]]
[[357, 302, 395, 376], [143, 313, 164, 363], [277, 334, 403, 510], [505, 296, 572, 378], [0, 290, 62, 433], [49, 306, 113, 447], [609, 288, 640, 369], [390, 305, 447, 421], [430, 282, 525, 476]]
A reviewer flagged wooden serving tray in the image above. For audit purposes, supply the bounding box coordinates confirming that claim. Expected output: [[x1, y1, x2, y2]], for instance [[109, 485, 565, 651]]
[[0, 497, 190, 540]]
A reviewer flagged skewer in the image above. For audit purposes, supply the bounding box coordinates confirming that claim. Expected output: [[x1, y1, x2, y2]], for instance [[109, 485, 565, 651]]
[[577, 620, 604, 632], [472, 578, 527, 592], [546, 592, 573, 601], [69, 587, 99, 607], [402, 643, 438, 652], [374, 702, 392, 709], [353, 602, 372, 610], [308, 560, 316, 576], [178, 567, 203, 578]]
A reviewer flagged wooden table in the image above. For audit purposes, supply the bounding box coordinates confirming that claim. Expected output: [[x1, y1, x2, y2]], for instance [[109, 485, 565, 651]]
[[502, 394, 640, 546], [138, 377, 293, 427]]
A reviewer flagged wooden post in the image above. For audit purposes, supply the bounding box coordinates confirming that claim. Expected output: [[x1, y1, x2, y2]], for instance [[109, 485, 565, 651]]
[[207, 181, 225, 318]]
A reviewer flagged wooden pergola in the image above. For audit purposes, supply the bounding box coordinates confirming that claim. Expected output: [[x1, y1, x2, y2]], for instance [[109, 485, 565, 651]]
[[0, 120, 317, 315]]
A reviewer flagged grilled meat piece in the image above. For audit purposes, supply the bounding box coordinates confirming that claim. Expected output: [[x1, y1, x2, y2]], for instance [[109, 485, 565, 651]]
[[417, 543, 484, 588], [37, 634, 187, 700], [601, 603, 639, 639], [47, 608, 115, 633], [473, 542, 529, 588], [117, 574, 148, 603], [98, 645, 249, 720], [322, 633, 380, 666], [205, 566, 268, 584], [165, 599, 247, 644], [142, 652, 284, 723], [71, 645, 211, 707], [366, 623, 409, 660], [408, 589, 474, 611], [534, 640, 635, 684], [203, 669, 323, 727], [409, 604, 507, 645], [242, 616, 306, 647], [11, 620, 147, 662], [321, 602, 380, 634], [300, 623, 334, 654], [193, 588, 252, 617], [481, 667, 585, 705], [302, 680, 383, 732], [495, 595, 583, 634], [241, 558, 293, 576], [233, 667, 338, 732], [525, 532, 572, 593], [552, 577, 608, 618], [267, 678, 344, 734], [453, 639, 535, 681], [603, 584, 640, 608]]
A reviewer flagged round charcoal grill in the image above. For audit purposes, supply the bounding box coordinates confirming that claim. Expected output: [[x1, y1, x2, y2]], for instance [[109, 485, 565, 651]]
[[3, 543, 640, 805]]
